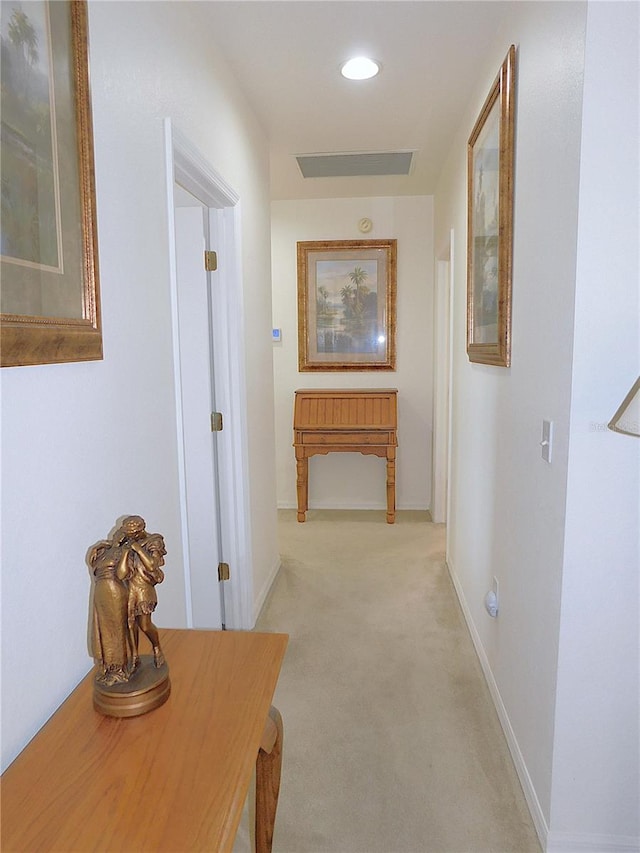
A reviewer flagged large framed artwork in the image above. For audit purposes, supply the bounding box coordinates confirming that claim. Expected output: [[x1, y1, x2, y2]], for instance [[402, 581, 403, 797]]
[[467, 45, 516, 367], [297, 239, 397, 371], [1, 0, 101, 367]]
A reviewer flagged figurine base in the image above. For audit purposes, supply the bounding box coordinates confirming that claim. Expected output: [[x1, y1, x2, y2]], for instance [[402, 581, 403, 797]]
[[93, 656, 170, 718]]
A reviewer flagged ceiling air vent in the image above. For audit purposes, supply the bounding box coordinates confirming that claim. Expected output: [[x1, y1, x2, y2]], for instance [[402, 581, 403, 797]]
[[296, 151, 414, 179]]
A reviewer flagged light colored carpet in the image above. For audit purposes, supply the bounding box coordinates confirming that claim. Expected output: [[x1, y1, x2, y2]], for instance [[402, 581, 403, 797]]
[[240, 510, 540, 853]]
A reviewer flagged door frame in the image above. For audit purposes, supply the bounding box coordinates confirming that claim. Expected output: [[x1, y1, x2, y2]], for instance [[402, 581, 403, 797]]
[[163, 119, 254, 629], [432, 230, 454, 525], [173, 202, 224, 629]]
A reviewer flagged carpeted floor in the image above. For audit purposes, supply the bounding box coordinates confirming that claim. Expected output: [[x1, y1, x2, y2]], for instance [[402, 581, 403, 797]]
[[238, 509, 540, 853]]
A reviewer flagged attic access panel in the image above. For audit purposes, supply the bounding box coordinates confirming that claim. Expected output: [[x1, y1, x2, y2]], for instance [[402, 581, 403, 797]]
[[296, 151, 413, 178]]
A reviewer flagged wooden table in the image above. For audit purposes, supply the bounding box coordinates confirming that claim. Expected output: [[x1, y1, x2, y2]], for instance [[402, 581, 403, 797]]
[[1, 629, 288, 853], [293, 388, 398, 523]]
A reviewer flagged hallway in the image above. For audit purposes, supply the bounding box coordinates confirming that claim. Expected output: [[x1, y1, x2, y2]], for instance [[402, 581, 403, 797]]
[[251, 511, 540, 853]]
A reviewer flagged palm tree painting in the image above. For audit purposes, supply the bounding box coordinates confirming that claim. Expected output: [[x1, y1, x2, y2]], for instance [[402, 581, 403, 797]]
[[315, 258, 379, 354], [1, 1, 61, 270], [298, 240, 396, 370]]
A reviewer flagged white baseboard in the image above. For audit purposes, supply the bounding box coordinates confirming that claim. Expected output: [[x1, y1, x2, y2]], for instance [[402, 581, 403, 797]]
[[546, 832, 640, 852], [446, 556, 549, 851], [252, 554, 282, 626], [276, 500, 429, 511]]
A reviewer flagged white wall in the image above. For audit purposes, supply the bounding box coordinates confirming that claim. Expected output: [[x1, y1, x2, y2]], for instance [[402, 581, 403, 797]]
[[549, 2, 639, 848], [0, 1, 278, 772], [271, 196, 433, 513], [435, 2, 640, 849], [434, 0, 588, 842]]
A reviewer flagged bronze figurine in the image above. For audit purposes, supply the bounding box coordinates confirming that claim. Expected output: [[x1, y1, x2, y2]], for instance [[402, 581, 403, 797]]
[[88, 516, 170, 716]]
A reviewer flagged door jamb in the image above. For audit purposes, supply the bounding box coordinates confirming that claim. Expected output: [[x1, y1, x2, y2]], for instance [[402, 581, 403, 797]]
[[163, 118, 254, 629], [432, 234, 453, 525]]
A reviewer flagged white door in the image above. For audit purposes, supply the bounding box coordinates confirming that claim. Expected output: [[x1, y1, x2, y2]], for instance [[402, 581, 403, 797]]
[[174, 196, 224, 628]]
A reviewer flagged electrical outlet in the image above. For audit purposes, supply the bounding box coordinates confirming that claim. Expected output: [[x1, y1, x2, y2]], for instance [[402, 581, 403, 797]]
[[484, 577, 499, 618]]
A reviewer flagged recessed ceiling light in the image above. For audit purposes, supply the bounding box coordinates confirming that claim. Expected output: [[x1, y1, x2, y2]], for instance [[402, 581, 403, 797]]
[[340, 57, 381, 81]]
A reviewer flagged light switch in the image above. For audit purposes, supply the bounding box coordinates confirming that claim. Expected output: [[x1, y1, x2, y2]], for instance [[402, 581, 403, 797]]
[[541, 420, 553, 463]]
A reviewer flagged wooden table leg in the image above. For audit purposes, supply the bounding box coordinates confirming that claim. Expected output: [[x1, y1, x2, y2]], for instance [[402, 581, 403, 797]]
[[386, 448, 396, 524], [256, 705, 283, 853], [295, 454, 308, 522]]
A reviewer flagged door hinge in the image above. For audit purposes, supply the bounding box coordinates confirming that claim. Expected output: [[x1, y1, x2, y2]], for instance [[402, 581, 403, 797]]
[[204, 250, 218, 272], [218, 562, 230, 581], [211, 411, 223, 432]]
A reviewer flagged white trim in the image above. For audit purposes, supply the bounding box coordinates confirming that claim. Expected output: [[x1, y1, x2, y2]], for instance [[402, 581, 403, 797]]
[[432, 250, 451, 523], [163, 120, 194, 629], [210, 203, 254, 629], [445, 229, 455, 555], [447, 554, 549, 851], [546, 833, 640, 853], [172, 128, 239, 209], [164, 118, 254, 631]]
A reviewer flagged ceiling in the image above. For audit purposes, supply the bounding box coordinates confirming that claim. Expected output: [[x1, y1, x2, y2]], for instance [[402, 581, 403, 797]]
[[202, 1, 510, 199]]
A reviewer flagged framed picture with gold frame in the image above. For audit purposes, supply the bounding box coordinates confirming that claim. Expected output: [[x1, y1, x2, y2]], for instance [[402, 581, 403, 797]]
[[467, 45, 516, 367], [1, 0, 101, 367], [297, 239, 397, 371]]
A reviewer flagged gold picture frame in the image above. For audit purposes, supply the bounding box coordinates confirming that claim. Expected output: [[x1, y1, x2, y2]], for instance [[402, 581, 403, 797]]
[[467, 45, 516, 367], [297, 239, 397, 371], [1, 0, 101, 367]]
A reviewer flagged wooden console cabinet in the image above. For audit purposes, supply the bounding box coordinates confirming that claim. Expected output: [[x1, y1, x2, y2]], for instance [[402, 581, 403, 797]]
[[1, 629, 288, 853], [293, 388, 398, 523]]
